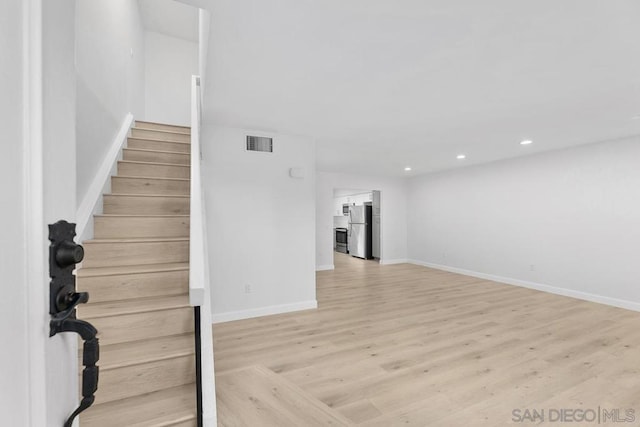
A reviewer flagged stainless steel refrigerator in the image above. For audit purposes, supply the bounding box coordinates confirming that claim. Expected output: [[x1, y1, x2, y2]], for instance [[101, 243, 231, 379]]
[[348, 205, 373, 259]]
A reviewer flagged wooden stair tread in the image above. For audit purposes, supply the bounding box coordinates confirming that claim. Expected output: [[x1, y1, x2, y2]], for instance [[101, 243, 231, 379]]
[[77, 262, 189, 278], [95, 214, 189, 218], [111, 177, 190, 196], [120, 160, 191, 168], [97, 334, 195, 371], [127, 139, 190, 154], [82, 384, 196, 427], [79, 295, 190, 319], [132, 126, 191, 136], [93, 215, 189, 220], [107, 193, 189, 198], [135, 120, 191, 130], [81, 238, 189, 268], [84, 237, 189, 243], [115, 175, 190, 182], [103, 194, 190, 215], [124, 147, 191, 156], [93, 215, 190, 239], [128, 136, 190, 145]]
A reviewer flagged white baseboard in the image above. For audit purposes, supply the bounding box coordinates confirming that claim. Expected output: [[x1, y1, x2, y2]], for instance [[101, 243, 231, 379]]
[[76, 113, 133, 240], [380, 258, 409, 265], [408, 259, 640, 313], [316, 264, 335, 271], [212, 300, 318, 324]]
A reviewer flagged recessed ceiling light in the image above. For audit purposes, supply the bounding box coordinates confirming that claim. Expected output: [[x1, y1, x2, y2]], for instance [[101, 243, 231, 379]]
[[404, 167, 412, 171], [456, 154, 466, 160], [520, 140, 533, 145]]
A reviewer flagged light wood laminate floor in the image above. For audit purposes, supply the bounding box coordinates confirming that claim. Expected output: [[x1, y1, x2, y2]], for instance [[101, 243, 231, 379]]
[[213, 253, 640, 426]]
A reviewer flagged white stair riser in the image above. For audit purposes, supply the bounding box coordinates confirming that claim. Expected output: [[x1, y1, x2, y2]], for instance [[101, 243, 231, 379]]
[[103, 195, 190, 215], [78, 270, 189, 303], [123, 149, 190, 165], [112, 176, 189, 196], [83, 240, 189, 268]]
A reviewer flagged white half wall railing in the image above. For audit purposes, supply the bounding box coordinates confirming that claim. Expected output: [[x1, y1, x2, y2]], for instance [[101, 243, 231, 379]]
[[190, 74, 217, 426]]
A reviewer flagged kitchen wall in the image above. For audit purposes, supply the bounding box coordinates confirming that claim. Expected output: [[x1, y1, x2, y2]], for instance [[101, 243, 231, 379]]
[[407, 136, 640, 310], [317, 172, 408, 269], [333, 214, 349, 229], [144, 31, 198, 126], [75, 0, 146, 205], [202, 125, 317, 322]]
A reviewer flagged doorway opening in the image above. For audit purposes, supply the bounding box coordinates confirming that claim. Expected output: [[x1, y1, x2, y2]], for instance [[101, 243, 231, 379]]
[[332, 188, 381, 268]]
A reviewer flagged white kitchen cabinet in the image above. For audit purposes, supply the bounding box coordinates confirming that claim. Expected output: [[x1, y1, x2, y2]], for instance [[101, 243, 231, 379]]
[[334, 198, 342, 216], [334, 196, 350, 216], [334, 193, 375, 217], [349, 192, 372, 206]]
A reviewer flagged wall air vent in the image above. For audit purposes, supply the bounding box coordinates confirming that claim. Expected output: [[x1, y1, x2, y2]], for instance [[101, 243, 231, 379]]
[[246, 136, 273, 153]]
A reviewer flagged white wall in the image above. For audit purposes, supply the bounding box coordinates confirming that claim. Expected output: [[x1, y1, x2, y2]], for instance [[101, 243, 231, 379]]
[[144, 31, 198, 126], [407, 136, 640, 310], [203, 125, 317, 322], [43, 1, 80, 424], [2, 1, 79, 424], [0, 1, 29, 423], [316, 172, 408, 269], [198, 8, 210, 96], [75, 0, 146, 205]]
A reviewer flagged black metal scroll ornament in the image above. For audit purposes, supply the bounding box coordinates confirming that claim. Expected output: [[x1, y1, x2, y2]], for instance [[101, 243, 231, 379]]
[[48, 220, 99, 427]]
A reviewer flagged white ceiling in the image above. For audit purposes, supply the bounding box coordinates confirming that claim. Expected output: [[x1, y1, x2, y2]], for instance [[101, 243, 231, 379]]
[[138, 0, 198, 42], [203, 1, 640, 176]]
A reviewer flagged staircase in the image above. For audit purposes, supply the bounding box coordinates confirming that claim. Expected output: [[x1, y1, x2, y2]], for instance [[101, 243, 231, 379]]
[[77, 121, 198, 427]]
